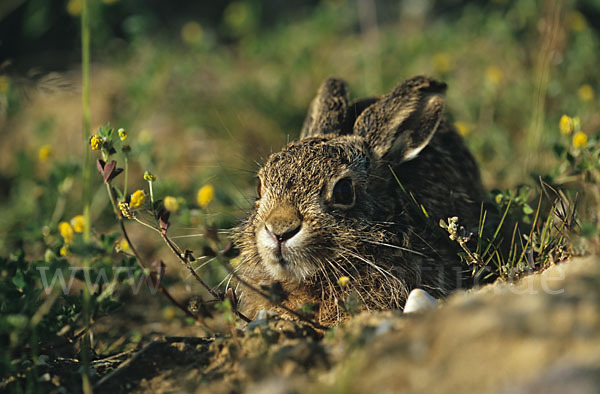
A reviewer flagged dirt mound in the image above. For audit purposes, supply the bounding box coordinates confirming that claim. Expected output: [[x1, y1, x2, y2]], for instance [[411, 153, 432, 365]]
[[27, 256, 600, 393]]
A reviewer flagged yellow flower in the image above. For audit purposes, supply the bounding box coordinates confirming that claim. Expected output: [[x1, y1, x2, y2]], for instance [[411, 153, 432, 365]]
[[38, 145, 52, 163], [163, 196, 179, 213], [0, 75, 10, 94], [197, 185, 214, 208], [181, 21, 204, 44], [115, 238, 131, 253], [66, 0, 81, 16], [162, 306, 177, 320], [118, 128, 127, 141], [139, 129, 153, 144], [485, 66, 503, 86], [90, 135, 102, 150], [338, 276, 350, 287], [433, 52, 452, 74], [559, 114, 574, 135], [224, 2, 251, 31], [229, 256, 241, 268], [572, 132, 588, 148], [578, 84, 595, 102], [454, 121, 471, 137], [143, 171, 156, 182], [70, 215, 85, 233], [130, 190, 146, 208], [60, 245, 70, 256], [58, 222, 75, 244], [119, 201, 134, 218], [566, 11, 587, 32]]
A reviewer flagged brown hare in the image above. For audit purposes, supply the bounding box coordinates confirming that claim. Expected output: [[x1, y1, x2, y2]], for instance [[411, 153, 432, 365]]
[[234, 76, 485, 325]]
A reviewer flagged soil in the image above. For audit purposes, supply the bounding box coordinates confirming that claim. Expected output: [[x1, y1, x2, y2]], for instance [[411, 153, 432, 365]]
[[13, 255, 600, 393]]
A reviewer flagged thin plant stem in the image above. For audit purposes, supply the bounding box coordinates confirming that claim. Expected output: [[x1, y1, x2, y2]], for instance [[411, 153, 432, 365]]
[[102, 180, 207, 326], [123, 156, 129, 197], [148, 181, 154, 204], [80, 0, 92, 393], [81, 0, 92, 243]]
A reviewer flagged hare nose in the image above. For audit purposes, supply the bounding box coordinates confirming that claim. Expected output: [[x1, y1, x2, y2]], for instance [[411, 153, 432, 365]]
[[265, 211, 302, 244], [265, 221, 301, 243]]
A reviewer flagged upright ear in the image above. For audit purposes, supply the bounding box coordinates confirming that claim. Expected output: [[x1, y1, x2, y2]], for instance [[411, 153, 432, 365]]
[[354, 76, 447, 162], [300, 78, 350, 139]]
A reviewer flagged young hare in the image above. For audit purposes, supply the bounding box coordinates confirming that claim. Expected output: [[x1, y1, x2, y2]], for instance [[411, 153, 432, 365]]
[[234, 76, 485, 324]]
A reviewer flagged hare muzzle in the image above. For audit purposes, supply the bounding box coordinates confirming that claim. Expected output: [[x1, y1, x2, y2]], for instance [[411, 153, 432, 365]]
[[256, 205, 314, 281]]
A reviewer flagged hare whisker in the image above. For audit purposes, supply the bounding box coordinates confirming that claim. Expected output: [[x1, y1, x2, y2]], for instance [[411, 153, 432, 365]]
[[192, 256, 219, 272], [338, 247, 399, 280], [364, 240, 427, 257]]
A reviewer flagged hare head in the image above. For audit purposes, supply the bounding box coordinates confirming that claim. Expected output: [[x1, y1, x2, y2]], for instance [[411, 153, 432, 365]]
[[234, 76, 485, 324]]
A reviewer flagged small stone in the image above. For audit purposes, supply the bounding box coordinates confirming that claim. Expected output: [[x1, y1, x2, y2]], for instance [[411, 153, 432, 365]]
[[256, 309, 280, 320], [246, 310, 280, 331], [403, 288, 439, 313], [36, 355, 49, 366], [39, 373, 51, 382]]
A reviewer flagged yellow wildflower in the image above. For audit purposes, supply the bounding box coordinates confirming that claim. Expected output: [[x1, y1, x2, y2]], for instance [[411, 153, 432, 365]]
[[119, 201, 134, 218], [130, 190, 146, 208], [143, 171, 156, 182], [118, 128, 127, 141], [559, 114, 574, 135], [229, 256, 241, 269], [163, 196, 179, 213], [566, 11, 587, 32], [433, 52, 452, 74], [572, 132, 588, 148], [115, 238, 131, 253], [70, 215, 85, 233], [139, 129, 153, 144], [66, 0, 81, 16], [224, 2, 250, 31], [338, 276, 350, 287], [578, 84, 595, 102], [60, 245, 70, 256], [454, 121, 471, 137], [38, 145, 52, 163], [197, 185, 215, 208], [162, 306, 177, 320], [58, 222, 75, 244], [0, 75, 9, 94], [181, 21, 204, 44], [485, 66, 503, 86], [90, 135, 102, 150]]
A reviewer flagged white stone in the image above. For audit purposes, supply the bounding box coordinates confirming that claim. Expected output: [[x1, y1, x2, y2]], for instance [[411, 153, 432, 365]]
[[403, 288, 439, 313]]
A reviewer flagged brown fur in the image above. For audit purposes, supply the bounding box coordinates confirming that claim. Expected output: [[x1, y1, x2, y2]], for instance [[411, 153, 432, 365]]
[[233, 76, 485, 325]]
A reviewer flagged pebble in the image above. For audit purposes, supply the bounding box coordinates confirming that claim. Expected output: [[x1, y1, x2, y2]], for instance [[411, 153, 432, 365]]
[[403, 288, 439, 313]]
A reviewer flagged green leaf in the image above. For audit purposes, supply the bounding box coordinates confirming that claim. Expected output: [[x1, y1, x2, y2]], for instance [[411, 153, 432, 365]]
[[553, 143, 566, 158], [12, 272, 26, 289], [101, 232, 121, 250], [580, 221, 598, 239], [522, 204, 534, 215]]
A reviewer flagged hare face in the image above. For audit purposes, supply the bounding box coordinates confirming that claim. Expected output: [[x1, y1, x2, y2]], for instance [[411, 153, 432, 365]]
[[253, 136, 371, 282]]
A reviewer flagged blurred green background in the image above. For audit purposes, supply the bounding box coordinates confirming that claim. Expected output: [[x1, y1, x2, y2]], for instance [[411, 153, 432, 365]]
[[0, 0, 599, 255]]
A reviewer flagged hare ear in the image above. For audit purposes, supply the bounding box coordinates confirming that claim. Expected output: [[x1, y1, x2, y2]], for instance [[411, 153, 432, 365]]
[[354, 76, 447, 162], [300, 78, 350, 139]]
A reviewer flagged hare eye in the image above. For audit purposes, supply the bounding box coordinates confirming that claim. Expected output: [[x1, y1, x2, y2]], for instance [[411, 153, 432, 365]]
[[256, 177, 262, 199], [332, 177, 354, 207]]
